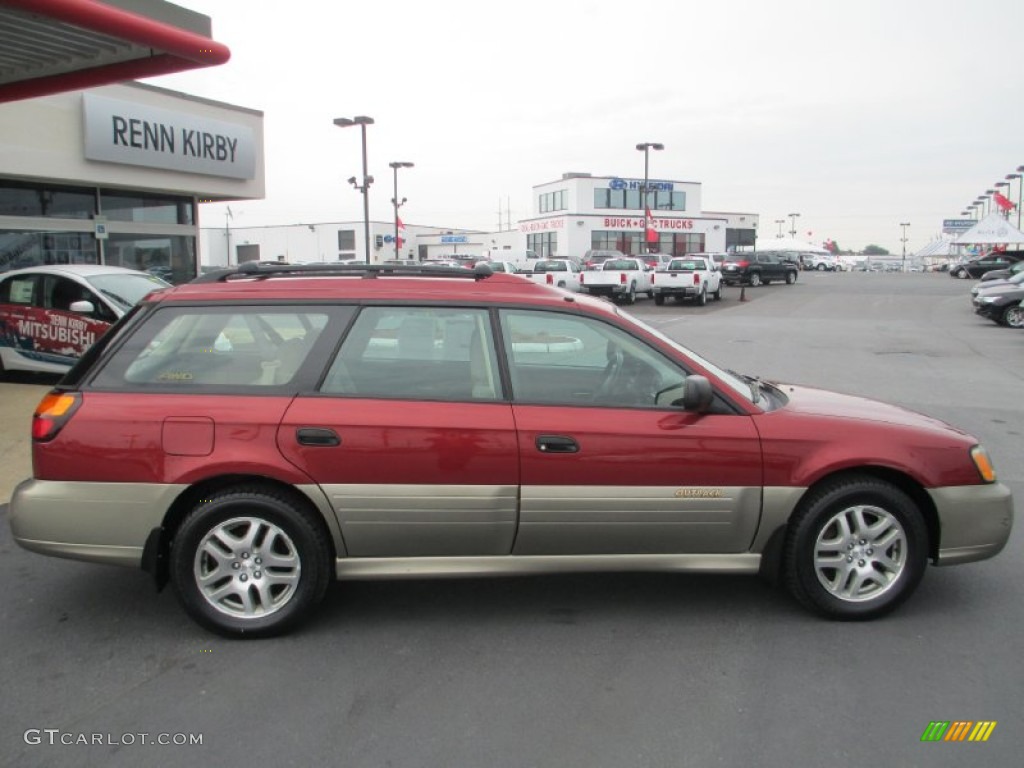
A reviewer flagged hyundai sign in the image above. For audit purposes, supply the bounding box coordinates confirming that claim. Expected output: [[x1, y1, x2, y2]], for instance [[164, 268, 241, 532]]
[[609, 178, 674, 191]]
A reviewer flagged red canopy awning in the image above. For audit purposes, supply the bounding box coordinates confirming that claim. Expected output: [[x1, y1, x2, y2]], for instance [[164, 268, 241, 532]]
[[0, 0, 229, 103]]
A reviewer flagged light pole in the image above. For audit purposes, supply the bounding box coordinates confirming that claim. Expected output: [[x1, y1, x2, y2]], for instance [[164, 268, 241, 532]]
[[984, 189, 997, 217], [774, 219, 785, 238], [635, 142, 664, 253], [975, 196, 988, 217], [389, 161, 414, 261], [788, 212, 800, 239], [899, 222, 910, 271], [333, 115, 375, 263]]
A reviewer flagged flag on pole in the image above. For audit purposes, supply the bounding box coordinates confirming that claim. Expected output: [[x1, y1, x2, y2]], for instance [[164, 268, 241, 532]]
[[993, 192, 1016, 212], [645, 207, 658, 243], [396, 216, 407, 249]]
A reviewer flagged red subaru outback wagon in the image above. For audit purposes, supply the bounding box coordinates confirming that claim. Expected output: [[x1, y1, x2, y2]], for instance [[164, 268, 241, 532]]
[[9, 263, 1014, 636]]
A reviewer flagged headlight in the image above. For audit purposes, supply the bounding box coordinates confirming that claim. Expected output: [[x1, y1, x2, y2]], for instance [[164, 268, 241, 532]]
[[977, 296, 999, 303], [971, 445, 997, 483]]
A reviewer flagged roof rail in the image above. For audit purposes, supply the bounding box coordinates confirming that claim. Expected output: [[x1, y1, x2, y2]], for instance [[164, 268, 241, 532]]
[[191, 261, 494, 284]]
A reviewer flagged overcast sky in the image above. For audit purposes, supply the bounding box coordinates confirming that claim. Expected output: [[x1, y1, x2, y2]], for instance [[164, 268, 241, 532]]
[[158, 0, 1024, 253]]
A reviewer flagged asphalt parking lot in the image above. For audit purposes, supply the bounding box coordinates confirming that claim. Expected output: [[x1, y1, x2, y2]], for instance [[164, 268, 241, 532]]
[[1, 271, 1021, 768]]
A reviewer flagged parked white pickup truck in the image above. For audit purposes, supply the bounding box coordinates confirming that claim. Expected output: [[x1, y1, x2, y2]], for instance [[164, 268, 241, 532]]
[[518, 258, 582, 291], [652, 255, 723, 306], [579, 256, 653, 304]]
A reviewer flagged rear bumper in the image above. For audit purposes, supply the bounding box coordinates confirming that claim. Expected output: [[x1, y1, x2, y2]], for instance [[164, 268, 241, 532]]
[[928, 483, 1014, 565], [8, 478, 185, 567]]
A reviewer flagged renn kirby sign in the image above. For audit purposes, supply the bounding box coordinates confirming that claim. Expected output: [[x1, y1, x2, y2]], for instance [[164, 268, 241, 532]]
[[83, 94, 256, 180]]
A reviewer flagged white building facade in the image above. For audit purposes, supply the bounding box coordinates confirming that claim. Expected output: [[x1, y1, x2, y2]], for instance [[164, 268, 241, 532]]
[[520, 173, 757, 258], [0, 81, 264, 283]]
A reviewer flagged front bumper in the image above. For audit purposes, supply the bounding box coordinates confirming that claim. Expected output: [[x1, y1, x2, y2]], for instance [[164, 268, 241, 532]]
[[928, 483, 1014, 565]]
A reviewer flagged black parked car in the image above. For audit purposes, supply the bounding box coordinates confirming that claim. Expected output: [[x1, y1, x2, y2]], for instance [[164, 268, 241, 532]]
[[950, 250, 1024, 279], [721, 251, 799, 286], [979, 258, 1024, 282], [973, 283, 1024, 327]]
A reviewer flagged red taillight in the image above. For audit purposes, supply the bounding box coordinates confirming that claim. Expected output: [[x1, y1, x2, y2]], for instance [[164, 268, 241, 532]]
[[546, 273, 554, 284], [619, 273, 627, 284], [693, 274, 700, 285], [32, 391, 81, 442], [579, 273, 585, 284], [737, 260, 750, 268], [650, 274, 655, 284]]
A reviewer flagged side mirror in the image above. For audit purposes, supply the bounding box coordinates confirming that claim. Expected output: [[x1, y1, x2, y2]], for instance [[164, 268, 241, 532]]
[[681, 375, 713, 412], [69, 300, 95, 314]]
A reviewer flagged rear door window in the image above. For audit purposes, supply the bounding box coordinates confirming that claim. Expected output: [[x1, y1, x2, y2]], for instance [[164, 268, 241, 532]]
[[321, 306, 502, 401]]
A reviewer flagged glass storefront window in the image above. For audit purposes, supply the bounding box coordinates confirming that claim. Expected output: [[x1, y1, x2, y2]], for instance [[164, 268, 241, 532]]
[[0, 230, 99, 271], [103, 234, 197, 284], [99, 189, 194, 225], [0, 181, 95, 219]]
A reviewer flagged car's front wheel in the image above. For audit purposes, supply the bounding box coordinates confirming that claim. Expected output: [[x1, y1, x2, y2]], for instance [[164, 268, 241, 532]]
[[785, 271, 797, 285], [783, 476, 928, 620], [1002, 305, 1024, 328], [171, 487, 332, 637], [957, 269, 969, 279]]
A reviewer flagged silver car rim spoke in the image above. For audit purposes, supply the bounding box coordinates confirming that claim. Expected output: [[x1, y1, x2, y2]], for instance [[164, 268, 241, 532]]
[[813, 504, 907, 602], [194, 516, 302, 619]]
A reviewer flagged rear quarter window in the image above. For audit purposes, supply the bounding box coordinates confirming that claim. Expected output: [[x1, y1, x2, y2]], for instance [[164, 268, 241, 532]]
[[88, 306, 349, 391]]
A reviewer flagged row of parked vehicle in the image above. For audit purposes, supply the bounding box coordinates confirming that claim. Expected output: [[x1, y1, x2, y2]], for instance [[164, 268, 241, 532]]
[[966, 249, 1024, 328], [487, 252, 728, 306]]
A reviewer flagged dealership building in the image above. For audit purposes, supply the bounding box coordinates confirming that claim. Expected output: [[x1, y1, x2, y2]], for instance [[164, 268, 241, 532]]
[[202, 172, 758, 266], [0, 80, 264, 283]]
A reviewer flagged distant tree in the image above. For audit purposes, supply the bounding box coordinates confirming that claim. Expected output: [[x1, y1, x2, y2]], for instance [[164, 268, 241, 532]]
[[863, 245, 890, 256]]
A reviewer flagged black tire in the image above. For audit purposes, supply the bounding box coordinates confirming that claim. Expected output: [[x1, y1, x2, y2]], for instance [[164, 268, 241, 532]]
[[625, 283, 636, 305], [783, 475, 928, 620], [654, 293, 665, 306], [696, 286, 707, 306], [170, 486, 332, 637], [748, 272, 762, 287], [785, 271, 797, 285], [1001, 305, 1024, 328], [817, 263, 826, 271], [713, 283, 723, 301]]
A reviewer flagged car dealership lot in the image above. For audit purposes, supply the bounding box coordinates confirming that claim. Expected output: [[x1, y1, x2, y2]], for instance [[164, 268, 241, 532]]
[[1, 271, 1020, 767]]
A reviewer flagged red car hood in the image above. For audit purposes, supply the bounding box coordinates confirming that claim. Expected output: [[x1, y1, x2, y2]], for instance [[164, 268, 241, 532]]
[[773, 383, 971, 439]]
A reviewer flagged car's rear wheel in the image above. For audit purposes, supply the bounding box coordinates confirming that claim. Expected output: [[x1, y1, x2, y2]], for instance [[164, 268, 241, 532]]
[[817, 263, 826, 271], [749, 272, 762, 287], [957, 269, 969, 279], [1002, 305, 1024, 328], [171, 487, 331, 637], [625, 283, 636, 304], [785, 271, 797, 285], [654, 293, 665, 306], [783, 476, 927, 620], [713, 283, 723, 301], [696, 286, 707, 306]]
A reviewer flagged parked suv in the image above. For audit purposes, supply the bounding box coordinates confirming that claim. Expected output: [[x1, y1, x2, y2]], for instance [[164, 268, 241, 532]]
[[10, 262, 1012, 636], [721, 252, 799, 286]]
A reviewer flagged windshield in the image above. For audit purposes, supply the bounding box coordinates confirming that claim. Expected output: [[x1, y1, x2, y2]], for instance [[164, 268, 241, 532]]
[[668, 259, 706, 270], [604, 259, 638, 270], [616, 309, 756, 404], [535, 261, 567, 272], [85, 272, 170, 312]]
